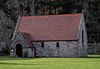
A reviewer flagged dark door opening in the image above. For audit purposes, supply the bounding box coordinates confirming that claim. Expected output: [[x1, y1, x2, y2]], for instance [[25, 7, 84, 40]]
[[33, 47, 37, 58], [16, 44, 22, 57]]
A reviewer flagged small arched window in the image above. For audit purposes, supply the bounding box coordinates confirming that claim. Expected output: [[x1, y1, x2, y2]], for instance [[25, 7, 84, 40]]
[[56, 42, 59, 48], [41, 42, 44, 48]]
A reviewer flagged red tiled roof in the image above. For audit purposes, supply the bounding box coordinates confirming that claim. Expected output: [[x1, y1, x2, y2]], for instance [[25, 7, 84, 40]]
[[18, 14, 81, 41], [20, 33, 33, 47]]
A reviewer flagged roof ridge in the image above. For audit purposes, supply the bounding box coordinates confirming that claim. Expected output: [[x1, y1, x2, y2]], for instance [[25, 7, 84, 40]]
[[21, 13, 81, 18]]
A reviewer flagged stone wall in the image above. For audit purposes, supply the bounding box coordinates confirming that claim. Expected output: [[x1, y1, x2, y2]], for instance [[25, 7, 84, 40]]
[[33, 41, 78, 57], [77, 14, 87, 57]]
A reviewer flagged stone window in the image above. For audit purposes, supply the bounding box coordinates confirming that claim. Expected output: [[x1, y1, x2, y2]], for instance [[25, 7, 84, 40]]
[[56, 42, 59, 48], [41, 42, 44, 47]]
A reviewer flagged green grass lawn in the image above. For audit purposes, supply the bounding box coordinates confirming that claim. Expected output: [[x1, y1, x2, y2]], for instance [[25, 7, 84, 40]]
[[0, 55, 100, 69]]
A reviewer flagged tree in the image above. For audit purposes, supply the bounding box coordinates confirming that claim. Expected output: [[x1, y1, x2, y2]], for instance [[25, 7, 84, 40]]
[[0, 10, 14, 52], [84, 0, 100, 43]]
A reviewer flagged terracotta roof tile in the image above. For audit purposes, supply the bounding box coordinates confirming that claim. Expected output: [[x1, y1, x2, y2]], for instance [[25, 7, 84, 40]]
[[21, 33, 33, 47], [18, 14, 81, 41]]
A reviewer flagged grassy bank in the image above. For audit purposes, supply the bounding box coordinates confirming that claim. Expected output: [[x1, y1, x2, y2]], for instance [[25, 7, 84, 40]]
[[0, 55, 100, 69]]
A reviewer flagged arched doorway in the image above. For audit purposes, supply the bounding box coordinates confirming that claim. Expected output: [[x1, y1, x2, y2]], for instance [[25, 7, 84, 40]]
[[16, 44, 22, 57]]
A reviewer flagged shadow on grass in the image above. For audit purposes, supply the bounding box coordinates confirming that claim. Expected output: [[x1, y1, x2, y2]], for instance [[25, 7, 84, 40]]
[[0, 56, 41, 61], [86, 55, 100, 58], [0, 62, 43, 66], [0, 55, 100, 61], [81, 55, 100, 58]]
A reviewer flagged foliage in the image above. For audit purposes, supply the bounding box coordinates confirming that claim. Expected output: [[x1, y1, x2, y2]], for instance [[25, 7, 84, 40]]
[[44, 0, 83, 14], [0, 0, 7, 9], [0, 10, 14, 51]]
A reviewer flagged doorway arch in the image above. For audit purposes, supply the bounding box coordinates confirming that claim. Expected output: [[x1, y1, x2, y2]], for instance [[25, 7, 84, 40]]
[[16, 43, 22, 57]]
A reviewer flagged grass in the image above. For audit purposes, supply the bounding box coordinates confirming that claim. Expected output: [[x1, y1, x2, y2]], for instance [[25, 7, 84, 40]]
[[0, 55, 100, 69]]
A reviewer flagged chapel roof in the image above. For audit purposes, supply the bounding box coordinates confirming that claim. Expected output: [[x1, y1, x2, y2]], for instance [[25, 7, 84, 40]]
[[18, 14, 81, 41]]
